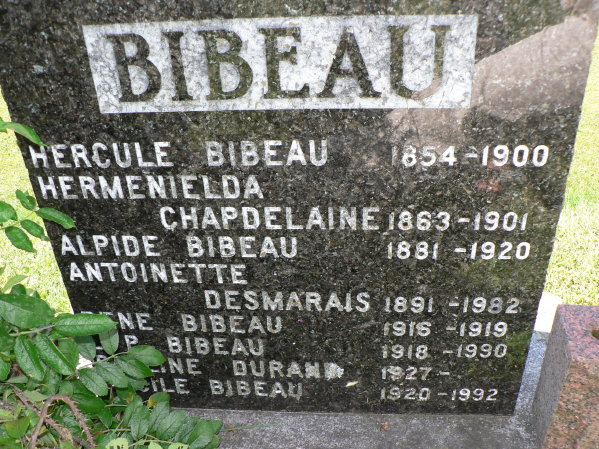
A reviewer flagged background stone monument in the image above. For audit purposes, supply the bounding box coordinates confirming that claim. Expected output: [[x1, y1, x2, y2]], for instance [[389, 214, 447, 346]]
[[1, 1, 598, 447]]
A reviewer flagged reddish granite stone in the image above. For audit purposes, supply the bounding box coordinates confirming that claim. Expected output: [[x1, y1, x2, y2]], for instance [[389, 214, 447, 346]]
[[539, 305, 599, 449]]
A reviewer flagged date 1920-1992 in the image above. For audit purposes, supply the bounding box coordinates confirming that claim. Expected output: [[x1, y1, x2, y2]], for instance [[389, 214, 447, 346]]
[[380, 387, 499, 402]]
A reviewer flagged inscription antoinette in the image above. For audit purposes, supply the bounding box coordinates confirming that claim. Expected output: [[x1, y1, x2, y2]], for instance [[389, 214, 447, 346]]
[[83, 15, 478, 112]]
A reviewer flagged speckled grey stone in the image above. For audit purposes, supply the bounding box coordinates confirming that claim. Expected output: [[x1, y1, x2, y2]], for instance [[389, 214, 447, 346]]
[[0, 0, 597, 418]]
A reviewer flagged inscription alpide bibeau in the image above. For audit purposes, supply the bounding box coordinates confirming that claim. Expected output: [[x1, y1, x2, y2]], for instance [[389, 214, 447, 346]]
[[0, 1, 593, 415]]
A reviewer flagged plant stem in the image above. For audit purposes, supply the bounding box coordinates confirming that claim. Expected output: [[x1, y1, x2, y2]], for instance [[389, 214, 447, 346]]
[[95, 427, 131, 435], [223, 424, 277, 431], [13, 388, 90, 449], [89, 351, 127, 366], [10, 324, 54, 337]]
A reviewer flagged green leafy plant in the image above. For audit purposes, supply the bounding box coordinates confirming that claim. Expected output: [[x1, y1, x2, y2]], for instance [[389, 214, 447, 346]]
[[0, 124, 222, 448], [0, 118, 44, 147]]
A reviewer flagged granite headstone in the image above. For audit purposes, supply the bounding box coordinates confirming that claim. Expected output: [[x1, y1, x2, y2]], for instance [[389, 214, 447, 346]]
[[0, 0, 596, 420]]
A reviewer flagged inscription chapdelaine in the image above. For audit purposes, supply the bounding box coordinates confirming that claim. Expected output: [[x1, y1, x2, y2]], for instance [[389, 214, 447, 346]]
[[82, 15, 478, 113]]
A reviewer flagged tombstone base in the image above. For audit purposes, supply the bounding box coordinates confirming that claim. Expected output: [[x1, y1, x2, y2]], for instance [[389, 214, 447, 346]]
[[185, 332, 545, 449], [183, 295, 569, 449]]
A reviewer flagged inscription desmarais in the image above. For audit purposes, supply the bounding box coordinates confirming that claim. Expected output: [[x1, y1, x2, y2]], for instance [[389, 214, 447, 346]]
[[4, 7, 589, 416]]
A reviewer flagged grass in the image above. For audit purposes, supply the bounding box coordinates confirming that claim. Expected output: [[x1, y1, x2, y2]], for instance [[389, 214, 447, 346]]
[[0, 96, 71, 312], [0, 37, 598, 309], [544, 36, 599, 305]]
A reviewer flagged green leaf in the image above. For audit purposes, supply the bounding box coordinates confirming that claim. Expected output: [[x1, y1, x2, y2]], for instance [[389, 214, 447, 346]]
[[28, 290, 41, 300], [168, 444, 189, 449], [122, 395, 142, 426], [0, 408, 13, 419], [99, 326, 119, 355], [72, 378, 94, 395], [203, 435, 220, 449], [9, 284, 26, 295], [186, 423, 214, 449], [58, 338, 80, 369], [105, 438, 129, 449], [149, 401, 171, 433], [1, 275, 27, 293], [115, 388, 137, 402], [117, 356, 153, 378], [191, 419, 223, 437], [148, 391, 170, 408], [173, 417, 198, 444], [185, 420, 222, 448], [34, 333, 75, 375], [41, 368, 61, 396], [0, 358, 9, 381], [1, 121, 45, 146], [15, 190, 36, 211], [6, 375, 28, 384], [53, 404, 82, 436], [95, 432, 118, 448], [58, 380, 74, 396], [0, 326, 14, 352], [4, 416, 29, 438], [5, 226, 35, 252], [36, 207, 75, 229], [0, 293, 54, 328], [128, 345, 166, 366], [124, 375, 147, 391], [26, 376, 42, 389], [95, 361, 129, 388], [0, 437, 22, 449], [205, 420, 223, 434], [0, 201, 17, 223], [156, 409, 186, 440], [54, 313, 116, 336], [27, 410, 41, 429], [78, 368, 108, 396], [23, 390, 49, 402], [20, 219, 48, 240], [97, 407, 113, 428], [147, 443, 162, 449], [72, 392, 105, 414], [130, 403, 150, 440], [14, 336, 45, 381], [74, 335, 96, 360]]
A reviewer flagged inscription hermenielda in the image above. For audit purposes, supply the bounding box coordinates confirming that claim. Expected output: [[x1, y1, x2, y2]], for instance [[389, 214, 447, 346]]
[[1, 2, 592, 416]]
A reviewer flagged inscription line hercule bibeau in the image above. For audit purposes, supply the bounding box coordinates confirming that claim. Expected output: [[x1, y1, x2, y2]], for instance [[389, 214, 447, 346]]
[[82, 15, 478, 113]]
